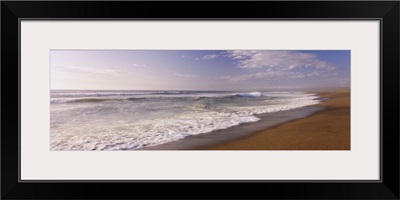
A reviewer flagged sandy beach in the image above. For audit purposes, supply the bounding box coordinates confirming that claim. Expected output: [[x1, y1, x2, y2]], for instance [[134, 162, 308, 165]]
[[50, 50, 351, 151], [201, 89, 350, 150]]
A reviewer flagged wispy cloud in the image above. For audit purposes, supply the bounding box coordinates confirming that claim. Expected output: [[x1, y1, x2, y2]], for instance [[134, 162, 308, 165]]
[[218, 71, 282, 82], [131, 63, 147, 67], [218, 69, 328, 82], [226, 50, 335, 70], [202, 54, 218, 60], [173, 73, 198, 78], [218, 50, 336, 82], [52, 65, 127, 76], [182, 54, 217, 61], [181, 55, 190, 59]]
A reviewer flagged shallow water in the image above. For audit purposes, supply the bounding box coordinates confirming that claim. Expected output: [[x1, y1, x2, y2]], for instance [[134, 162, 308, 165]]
[[141, 106, 325, 150], [50, 90, 321, 150]]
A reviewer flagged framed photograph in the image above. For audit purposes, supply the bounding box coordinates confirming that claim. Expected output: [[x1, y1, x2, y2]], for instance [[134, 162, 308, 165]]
[[2, 1, 399, 199]]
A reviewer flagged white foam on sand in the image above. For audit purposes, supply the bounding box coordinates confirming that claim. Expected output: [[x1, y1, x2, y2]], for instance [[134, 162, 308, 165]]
[[50, 92, 321, 151]]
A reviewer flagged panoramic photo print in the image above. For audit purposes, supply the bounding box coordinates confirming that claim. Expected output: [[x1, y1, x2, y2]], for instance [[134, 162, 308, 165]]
[[50, 50, 350, 150]]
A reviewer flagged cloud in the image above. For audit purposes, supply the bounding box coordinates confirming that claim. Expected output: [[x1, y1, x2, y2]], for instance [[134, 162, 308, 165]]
[[52, 65, 127, 76], [218, 70, 307, 82], [131, 64, 146, 67], [202, 54, 218, 60], [173, 73, 198, 78], [217, 50, 337, 82], [181, 55, 190, 59], [182, 54, 217, 61], [218, 69, 329, 82], [226, 50, 335, 70], [218, 72, 280, 82]]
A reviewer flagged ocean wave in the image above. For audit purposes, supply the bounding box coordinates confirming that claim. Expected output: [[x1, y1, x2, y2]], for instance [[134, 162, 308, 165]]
[[235, 92, 263, 97], [50, 92, 321, 150], [50, 92, 266, 104], [51, 91, 183, 98], [51, 97, 161, 104], [51, 112, 261, 151], [50, 91, 315, 104], [51, 98, 121, 103]]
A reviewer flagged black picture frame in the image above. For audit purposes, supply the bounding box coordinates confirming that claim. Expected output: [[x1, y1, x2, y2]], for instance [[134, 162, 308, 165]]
[[2, 1, 399, 199]]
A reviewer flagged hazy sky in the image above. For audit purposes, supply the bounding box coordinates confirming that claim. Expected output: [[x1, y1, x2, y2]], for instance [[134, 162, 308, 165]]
[[50, 50, 350, 91]]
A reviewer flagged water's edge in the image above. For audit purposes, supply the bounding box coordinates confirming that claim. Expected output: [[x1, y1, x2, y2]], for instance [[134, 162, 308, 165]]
[[141, 105, 326, 150]]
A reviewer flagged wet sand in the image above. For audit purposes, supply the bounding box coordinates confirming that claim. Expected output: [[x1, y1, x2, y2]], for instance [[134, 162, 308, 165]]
[[142, 106, 325, 150], [202, 89, 350, 150]]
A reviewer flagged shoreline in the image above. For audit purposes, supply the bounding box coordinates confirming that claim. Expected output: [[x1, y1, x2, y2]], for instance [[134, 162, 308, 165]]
[[141, 106, 325, 150], [141, 91, 347, 150], [201, 89, 350, 150]]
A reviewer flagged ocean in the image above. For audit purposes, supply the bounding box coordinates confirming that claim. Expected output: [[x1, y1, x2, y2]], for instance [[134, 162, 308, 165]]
[[50, 90, 321, 150]]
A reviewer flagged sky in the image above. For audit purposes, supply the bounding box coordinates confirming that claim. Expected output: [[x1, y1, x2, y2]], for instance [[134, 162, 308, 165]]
[[50, 50, 350, 91]]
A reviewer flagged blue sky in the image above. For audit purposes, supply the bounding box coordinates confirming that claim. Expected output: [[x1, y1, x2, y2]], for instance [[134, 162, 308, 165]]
[[51, 50, 350, 91]]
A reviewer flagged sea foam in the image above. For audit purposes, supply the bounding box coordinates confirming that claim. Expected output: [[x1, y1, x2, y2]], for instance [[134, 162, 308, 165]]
[[50, 91, 321, 150]]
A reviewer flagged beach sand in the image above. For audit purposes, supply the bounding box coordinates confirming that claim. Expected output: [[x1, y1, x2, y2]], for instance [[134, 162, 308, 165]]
[[201, 89, 350, 150]]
